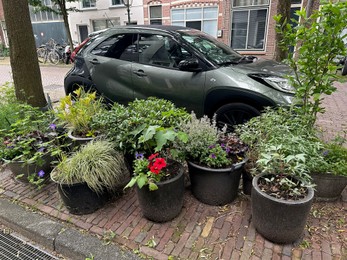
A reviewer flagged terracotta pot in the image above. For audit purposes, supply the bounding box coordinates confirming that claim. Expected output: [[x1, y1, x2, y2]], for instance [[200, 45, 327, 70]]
[[187, 160, 245, 206], [251, 173, 314, 244]]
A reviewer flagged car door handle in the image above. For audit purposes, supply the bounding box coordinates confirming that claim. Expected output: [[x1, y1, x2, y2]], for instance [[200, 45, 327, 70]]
[[89, 58, 100, 65], [133, 70, 147, 77]]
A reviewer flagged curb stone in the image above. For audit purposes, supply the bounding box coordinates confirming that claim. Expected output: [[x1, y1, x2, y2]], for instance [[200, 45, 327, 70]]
[[0, 198, 141, 260]]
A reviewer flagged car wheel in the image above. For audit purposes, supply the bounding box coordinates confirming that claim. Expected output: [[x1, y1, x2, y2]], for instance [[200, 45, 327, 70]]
[[215, 103, 261, 130], [342, 59, 347, 76]]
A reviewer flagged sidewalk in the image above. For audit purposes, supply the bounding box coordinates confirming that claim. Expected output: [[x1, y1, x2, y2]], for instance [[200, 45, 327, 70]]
[[0, 83, 346, 260]]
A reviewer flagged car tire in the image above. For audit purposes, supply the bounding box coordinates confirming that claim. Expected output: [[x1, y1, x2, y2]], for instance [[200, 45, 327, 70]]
[[215, 103, 261, 130], [342, 59, 347, 76]]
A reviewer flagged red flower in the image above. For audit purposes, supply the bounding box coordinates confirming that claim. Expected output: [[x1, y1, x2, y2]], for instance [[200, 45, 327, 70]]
[[148, 153, 159, 161], [149, 165, 161, 175], [153, 158, 166, 170]]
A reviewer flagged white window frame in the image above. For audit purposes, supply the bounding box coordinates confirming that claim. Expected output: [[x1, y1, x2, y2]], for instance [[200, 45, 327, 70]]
[[110, 0, 122, 6], [171, 6, 219, 38], [231, 4, 268, 51], [81, 0, 96, 9], [149, 5, 163, 25]]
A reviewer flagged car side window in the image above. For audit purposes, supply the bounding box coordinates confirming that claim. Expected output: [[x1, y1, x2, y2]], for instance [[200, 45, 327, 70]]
[[90, 34, 138, 62], [138, 34, 192, 69]]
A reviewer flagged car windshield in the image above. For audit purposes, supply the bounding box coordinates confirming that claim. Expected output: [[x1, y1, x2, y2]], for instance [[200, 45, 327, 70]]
[[178, 30, 242, 66]]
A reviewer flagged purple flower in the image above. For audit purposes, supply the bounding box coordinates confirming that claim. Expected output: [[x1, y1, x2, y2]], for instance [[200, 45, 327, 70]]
[[221, 143, 226, 148], [322, 150, 329, 156], [6, 145, 15, 149], [210, 153, 216, 159], [38, 170, 45, 178], [37, 147, 45, 153], [208, 145, 215, 149], [49, 123, 56, 131], [225, 147, 230, 154], [135, 152, 144, 159]]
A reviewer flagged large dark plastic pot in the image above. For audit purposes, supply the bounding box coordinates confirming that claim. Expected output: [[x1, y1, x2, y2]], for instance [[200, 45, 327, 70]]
[[251, 173, 314, 244], [311, 173, 347, 201], [136, 161, 185, 222], [7, 154, 53, 183], [187, 160, 245, 206], [57, 182, 111, 215]]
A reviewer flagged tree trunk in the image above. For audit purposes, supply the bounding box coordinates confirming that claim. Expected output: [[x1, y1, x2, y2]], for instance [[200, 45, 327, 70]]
[[2, 0, 47, 107], [57, 0, 74, 53], [274, 0, 291, 62]]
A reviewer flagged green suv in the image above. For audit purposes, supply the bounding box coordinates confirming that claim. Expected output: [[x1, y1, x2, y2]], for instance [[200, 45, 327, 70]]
[[64, 25, 294, 127]]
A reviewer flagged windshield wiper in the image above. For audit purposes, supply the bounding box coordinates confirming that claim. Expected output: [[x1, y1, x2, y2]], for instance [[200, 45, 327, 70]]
[[236, 55, 257, 64]]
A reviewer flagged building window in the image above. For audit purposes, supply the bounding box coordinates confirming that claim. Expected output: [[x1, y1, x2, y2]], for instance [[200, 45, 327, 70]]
[[92, 18, 120, 31], [231, 1, 268, 50], [82, 0, 96, 9], [111, 0, 122, 5], [149, 6, 162, 25], [232, 0, 269, 7], [171, 7, 218, 38]]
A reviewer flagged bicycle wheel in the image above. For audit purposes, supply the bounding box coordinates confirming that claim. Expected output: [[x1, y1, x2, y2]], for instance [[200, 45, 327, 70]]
[[49, 51, 60, 65], [37, 48, 47, 63]]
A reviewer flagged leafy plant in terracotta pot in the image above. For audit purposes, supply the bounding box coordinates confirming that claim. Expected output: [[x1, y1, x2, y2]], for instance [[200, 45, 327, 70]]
[[177, 112, 248, 206], [51, 140, 129, 215]]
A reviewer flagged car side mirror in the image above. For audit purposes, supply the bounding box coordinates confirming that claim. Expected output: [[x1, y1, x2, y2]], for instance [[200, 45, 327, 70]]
[[178, 58, 202, 72]]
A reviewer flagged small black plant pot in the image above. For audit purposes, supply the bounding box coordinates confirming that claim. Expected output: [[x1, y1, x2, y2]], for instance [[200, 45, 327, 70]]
[[8, 154, 54, 183], [57, 182, 112, 215], [187, 160, 245, 206], [311, 173, 347, 201], [242, 170, 253, 195], [251, 173, 314, 244], [136, 161, 185, 222]]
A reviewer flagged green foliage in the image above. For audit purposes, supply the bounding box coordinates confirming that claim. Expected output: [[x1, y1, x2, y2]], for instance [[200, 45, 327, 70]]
[[274, 1, 347, 125], [29, 0, 79, 15], [314, 142, 347, 177], [52, 140, 129, 194], [125, 153, 179, 191], [92, 97, 190, 155], [0, 105, 59, 162], [236, 107, 323, 185], [0, 83, 27, 131], [178, 113, 247, 168], [55, 87, 106, 137]]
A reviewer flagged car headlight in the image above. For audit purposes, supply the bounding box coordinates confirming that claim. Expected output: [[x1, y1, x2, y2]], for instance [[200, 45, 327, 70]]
[[249, 74, 295, 94]]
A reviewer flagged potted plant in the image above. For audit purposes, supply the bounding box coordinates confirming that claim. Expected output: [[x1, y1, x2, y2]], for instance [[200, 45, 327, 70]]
[[51, 140, 129, 215], [92, 97, 190, 169], [178, 113, 248, 206], [123, 121, 188, 222], [125, 151, 185, 222], [0, 103, 61, 188], [309, 140, 347, 201], [55, 87, 106, 145], [252, 145, 314, 244]]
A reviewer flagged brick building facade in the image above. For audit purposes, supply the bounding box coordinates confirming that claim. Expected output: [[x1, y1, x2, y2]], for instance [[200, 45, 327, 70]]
[[142, 0, 319, 59]]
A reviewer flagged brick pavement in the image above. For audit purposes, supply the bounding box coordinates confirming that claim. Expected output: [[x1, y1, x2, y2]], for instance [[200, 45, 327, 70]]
[[0, 62, 346, 259]]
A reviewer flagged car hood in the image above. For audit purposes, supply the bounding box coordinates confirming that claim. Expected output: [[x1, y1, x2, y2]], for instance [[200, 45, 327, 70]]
[[230, 58, 292, 77]]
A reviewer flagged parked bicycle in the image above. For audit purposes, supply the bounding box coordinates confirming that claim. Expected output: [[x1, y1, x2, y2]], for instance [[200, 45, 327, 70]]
[[37, 38, 65, 65]]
